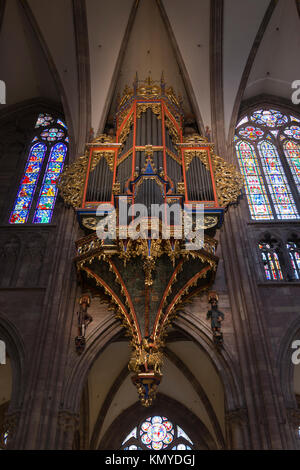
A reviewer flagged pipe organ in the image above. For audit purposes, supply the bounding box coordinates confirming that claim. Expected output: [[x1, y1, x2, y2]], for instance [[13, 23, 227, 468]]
[[59, 77, 243, 406]]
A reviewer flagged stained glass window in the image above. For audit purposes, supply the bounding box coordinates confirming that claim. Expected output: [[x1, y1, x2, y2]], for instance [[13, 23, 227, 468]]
[[124, 445, 142, 450], [140, 416, 174, 450], [284, 126, 300, 140], [10, 113, 68, 225], [286, 242, 300, 280], [35, 113, 54, 128], [40, 128, 65, 142], [250, 109, 288, 128], [121, 415, 194, 451], [0, 430, 8, 449], [235, 140, 273, 220], [172, 444, 192, 450], [258, 141, 299, 220], [235, 108, 300, 220], [283, 141, 300, 193], [56, 118, 68, 130], [259, 243, 283, 281], [33, 143, 67, 224], [238, 126, 264, 141], [9, 143, 47, 224]]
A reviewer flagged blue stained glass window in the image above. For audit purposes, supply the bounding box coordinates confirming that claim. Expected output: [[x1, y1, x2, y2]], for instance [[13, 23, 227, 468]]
[[9, 143, 47, 224], [33, 143, 67, 224], [10, 113, 68, 225]]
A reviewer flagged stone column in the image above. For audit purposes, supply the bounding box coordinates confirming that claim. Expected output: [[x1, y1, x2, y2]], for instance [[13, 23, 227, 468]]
[[56, 410, 80, 450], [225, 408, 250, 450]]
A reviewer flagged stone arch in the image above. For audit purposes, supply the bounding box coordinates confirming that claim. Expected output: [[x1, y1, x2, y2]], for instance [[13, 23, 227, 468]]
[[62, 305, 245, 449], [98, 393, 217, 450], [61, 316, 124, 412], [62, 312, 243, 415], [174, 312, 244, 412]]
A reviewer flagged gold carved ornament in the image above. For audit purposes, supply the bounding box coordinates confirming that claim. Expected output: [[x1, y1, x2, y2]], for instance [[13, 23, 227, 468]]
[[59, 147, 115, 209], [177, 182, 185, 194], [118, 85, 134, 108], [119, 114, 133, 144], [116, 77, 182, 116], [58, 151, 89, 208], [181, 133, 244, 207], [136, 102, 162, 120], [183, 133, 209, 146], [155, 270, 213, 343], [90, 134, 116, 145], [211, 154, 244, 207], [80, 260, 140, 345], [165, 114, 179, 144], [91, 150, 115, 172], [184, 149, 209, 171], [112, 182, 121, 195]]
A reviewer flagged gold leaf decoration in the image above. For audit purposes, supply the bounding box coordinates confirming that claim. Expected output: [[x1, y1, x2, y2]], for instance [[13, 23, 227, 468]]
[[90, 134, 116, 144], [183, 133, 209, 145], [137, 103, 161, 119], [58, 152, 89, 209], [119, 115, 133, 144], [212, 154, 244, 207], [91, 150, 115, 172], [176, 182, 185, 194], [184, 149, 209, 171], [165, 115, 179, 143]]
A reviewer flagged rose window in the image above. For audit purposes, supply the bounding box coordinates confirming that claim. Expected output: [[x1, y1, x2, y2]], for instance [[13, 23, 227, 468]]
[[121, 415, 194, 450]]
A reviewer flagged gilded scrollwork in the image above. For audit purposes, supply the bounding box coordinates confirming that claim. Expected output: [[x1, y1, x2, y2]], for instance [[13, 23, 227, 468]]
[[58, 151, 89, 208], [136, 103, 162, 119], [211, 153, 244, 207], [176, 182, 185, 194], [184, 149, 209, 171], [183, 133, 209, 145], [165, 114, 179, 143], [119, 115, 133, 144], [58, 146, 115, 209], [91, 150, 115, 172], [90, 134, 116, 144], [118, 85, 134, 108], [112, 182, 121, 195], [117, 76, 183, 118]]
